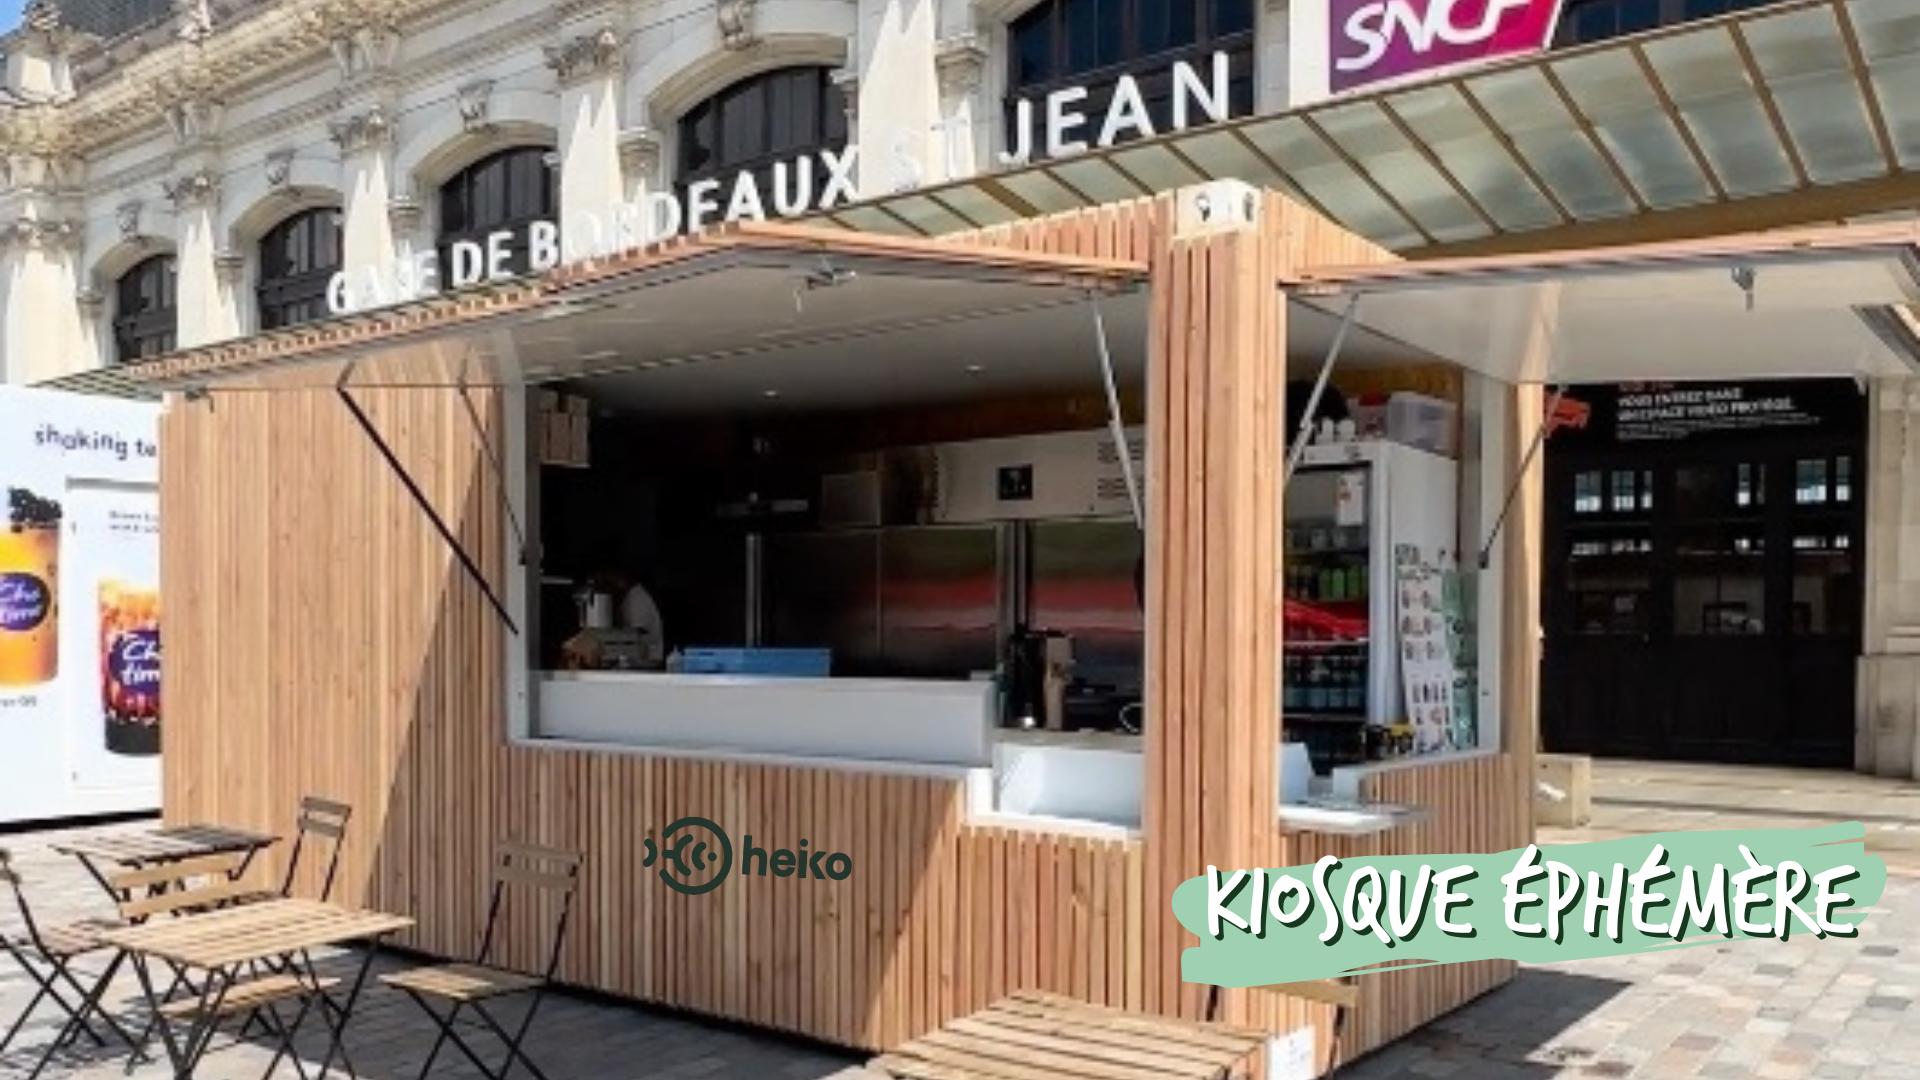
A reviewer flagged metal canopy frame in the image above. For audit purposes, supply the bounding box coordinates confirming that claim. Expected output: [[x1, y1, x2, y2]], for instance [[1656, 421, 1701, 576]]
[[805, 0, 1918, 256], [1280, 222, 1920, 565]]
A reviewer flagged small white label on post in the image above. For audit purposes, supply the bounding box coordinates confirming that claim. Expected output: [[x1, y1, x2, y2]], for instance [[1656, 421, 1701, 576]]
[[1267, 1028, 1317, 1080]]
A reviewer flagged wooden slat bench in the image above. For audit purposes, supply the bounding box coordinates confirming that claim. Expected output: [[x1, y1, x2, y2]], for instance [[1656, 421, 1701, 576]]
[[872, 992, 1273, 1080]]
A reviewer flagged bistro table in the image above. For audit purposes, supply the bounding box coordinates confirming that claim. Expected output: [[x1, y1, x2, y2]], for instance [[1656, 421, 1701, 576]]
[[95, 898, 413, 1080], [53, 824, 279, 902]]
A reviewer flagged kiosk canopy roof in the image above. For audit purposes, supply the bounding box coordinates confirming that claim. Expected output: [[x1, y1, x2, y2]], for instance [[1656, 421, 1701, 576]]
[[1289, 224, 1920, 384]]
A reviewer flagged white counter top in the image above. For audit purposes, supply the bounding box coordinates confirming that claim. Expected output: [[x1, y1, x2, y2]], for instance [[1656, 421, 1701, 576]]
[[535, 670, 995, 768]]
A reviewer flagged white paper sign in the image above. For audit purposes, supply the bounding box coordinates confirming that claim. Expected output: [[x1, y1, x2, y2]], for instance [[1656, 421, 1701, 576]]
[[1267, 1028, 1317, 1080]]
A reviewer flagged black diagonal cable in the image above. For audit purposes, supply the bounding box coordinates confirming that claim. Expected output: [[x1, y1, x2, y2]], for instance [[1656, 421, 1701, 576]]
[[336, 385, 519, 635]]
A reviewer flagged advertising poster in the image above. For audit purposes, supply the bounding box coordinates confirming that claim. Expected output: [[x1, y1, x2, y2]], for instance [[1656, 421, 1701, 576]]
[[0, 386, 161, 824], [1393, 543, 1456, 754]]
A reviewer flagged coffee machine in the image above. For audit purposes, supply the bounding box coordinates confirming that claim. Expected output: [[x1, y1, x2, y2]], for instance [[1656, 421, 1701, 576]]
[[1002, 626, 1075, 730]]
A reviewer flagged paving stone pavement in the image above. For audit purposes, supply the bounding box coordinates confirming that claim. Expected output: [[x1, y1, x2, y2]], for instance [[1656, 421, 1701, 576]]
[[1339, 869, 1920, 1080], [4, 816, 1916, 1080]]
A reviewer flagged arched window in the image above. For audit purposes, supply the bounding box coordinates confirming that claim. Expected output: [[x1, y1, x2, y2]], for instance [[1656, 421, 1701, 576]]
[[678, 66, 849, 210], [113, 254, 178, 363], [438, 146, 557, 280], [257, 208, 343, 330], [1005, 0, 1255, 162]]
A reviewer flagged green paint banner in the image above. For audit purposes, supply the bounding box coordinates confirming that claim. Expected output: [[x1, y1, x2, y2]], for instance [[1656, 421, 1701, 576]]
[[1172, 824, 1887, 988]]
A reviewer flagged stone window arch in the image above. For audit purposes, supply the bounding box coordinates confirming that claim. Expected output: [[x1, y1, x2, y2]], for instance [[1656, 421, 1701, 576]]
[[257, 207, 343, 330], [437, 145, 557, 279], [113, 253, 178, 363], [676, 65, 848, 209]]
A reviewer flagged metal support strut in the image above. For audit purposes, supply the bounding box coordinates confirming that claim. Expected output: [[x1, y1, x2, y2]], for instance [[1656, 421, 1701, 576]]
[[1477, 384, 1565, 571], [1284, 294, 1362, 487], [1089, 292, 1145, 531], [455, 361, 529, 566], [336, 359, 520, 634]]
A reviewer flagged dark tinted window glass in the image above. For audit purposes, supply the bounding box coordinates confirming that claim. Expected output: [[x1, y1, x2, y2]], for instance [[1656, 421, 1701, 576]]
[[1004, 0, 1255, 163], [114, 254, 178, 363], [258, 208, 344, 330], [676, 66, 850, 210]]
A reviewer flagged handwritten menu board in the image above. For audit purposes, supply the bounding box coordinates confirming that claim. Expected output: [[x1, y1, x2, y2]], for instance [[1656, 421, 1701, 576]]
[[1395, 544, 1456, 754]]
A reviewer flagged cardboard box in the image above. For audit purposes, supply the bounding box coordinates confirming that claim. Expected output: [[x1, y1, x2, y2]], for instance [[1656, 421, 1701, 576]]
[[1535, 754, 1593, 828], [565, 394, 590, 417], [534, 389, 561, 415], [543, 412, 572, 465], [567, 414, 591, 466]]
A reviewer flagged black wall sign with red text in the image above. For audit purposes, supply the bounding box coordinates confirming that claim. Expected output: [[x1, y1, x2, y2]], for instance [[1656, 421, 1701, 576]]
[[1546, 379, 1864, 449]]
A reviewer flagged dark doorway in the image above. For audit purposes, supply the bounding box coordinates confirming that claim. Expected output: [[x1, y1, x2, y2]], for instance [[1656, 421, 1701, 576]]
[[1541, 381, 1865, 768]]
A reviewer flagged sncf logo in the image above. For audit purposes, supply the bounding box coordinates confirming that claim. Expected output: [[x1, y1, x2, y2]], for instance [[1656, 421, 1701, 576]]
[[1330, 0, 1564, 94]]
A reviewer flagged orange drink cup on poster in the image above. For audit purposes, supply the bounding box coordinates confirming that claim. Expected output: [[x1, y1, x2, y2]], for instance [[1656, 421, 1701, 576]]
[[0, 488, 61, 688], [101, 579, 161, 756]]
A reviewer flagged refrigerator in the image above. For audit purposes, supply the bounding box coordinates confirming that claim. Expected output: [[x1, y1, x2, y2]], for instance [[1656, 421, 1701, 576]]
[[1282, 440, 1458, 771], [0, 385, 163, 824]]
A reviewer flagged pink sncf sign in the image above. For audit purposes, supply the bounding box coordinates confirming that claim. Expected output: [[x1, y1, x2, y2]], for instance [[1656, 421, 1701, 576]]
[[1328, 0, 1566, 95]]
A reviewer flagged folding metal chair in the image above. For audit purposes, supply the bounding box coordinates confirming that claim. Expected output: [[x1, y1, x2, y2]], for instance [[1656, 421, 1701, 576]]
[[235, 797, 353, 1040], [0, 849, 145, 1080], [381, 842, 583, 1080], [241, 797, 353, 906]]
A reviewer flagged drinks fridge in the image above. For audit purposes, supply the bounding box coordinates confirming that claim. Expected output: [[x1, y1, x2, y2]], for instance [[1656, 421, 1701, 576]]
[[1282, 440, 1458, 772]]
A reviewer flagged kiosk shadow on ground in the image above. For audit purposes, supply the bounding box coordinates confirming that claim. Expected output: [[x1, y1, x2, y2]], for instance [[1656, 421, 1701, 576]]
[[1339, 969, 1632, 1080]]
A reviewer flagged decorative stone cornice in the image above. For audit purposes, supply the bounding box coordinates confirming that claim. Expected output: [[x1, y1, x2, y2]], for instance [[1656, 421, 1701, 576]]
[[328, 105, 395, 155], [155, 91, 226, 146], [264, 149, 296, 190], [388, 192, 423, 234], [214, 249, 247, 286], [935, 34, 989, 98], [545, 27, 625, 86], [1, 148, 85, 195], [457, 80, 495, 133], [717, 0, 759, 51], [4, 217, 81, 251], [329, 17, 403, 82], [76, 287, 105, 316], [618, 127, 662, 186], [163, 170, 220, 211], [176, 0, 216, 44]]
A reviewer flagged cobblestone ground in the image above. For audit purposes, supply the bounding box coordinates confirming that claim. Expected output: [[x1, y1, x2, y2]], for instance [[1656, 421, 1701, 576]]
[[4, 797, 1916, 1080]]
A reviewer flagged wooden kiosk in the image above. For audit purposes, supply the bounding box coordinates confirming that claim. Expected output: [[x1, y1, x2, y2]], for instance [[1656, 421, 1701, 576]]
[[135, 189, 1546, 1074]]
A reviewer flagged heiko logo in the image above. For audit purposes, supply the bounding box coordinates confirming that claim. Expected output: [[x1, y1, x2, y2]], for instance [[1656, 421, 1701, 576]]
[[1330, 0, 1565, 94], [0, 574, 50, 632], [642, 816, 853, 895]]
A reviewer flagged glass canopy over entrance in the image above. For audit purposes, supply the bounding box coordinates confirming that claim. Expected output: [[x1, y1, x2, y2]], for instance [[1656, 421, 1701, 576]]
[[811, 0, 1920, 254]]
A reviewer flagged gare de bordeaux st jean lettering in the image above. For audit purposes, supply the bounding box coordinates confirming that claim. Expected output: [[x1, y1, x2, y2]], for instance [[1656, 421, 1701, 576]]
[[323, 51, 1241, 316]]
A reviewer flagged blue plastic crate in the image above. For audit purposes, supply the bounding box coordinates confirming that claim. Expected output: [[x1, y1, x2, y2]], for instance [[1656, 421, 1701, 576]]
[[678, 648, 833, 677]]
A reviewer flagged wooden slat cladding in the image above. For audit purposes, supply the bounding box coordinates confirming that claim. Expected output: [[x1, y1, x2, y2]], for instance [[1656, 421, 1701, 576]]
[[161, 193, 1534, 1067]]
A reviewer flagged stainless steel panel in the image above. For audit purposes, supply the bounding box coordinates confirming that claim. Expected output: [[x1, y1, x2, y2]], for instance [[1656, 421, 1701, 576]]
[[657, 530, 748, 648], [1028, 519, 1144, 688], [879, 525, 1001, 678], [763, 532, 882, 673]]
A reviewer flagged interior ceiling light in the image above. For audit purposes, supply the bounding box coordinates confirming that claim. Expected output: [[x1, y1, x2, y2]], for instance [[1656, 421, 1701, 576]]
[[762, 389, 780, 398], [965, 364, 985, 374]]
